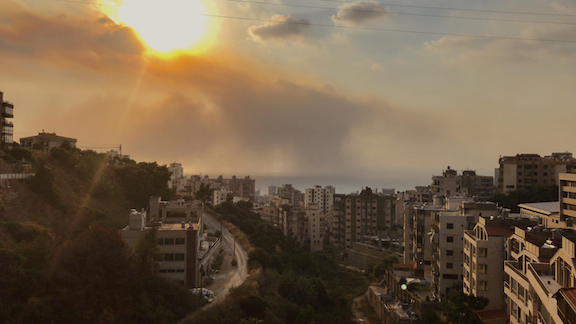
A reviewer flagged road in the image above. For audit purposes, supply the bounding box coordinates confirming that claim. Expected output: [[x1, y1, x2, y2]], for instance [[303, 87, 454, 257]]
[[202, 211, 249, 301]]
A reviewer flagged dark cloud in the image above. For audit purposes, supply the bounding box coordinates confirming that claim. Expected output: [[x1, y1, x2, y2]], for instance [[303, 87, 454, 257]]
[[248, 14, 309, 42], [332, 1, 388, 26]]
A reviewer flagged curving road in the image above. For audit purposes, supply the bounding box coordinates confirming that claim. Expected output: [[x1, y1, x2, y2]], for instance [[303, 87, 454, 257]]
[[202, 211, 248, 301]]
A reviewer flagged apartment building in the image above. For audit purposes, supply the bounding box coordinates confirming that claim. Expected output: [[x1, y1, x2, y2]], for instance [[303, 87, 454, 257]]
[[463, 217, 537, 311], [431, 167, 495, 199], [431, 209, 479, 296], [503, 226, 576, 324], [121, 202, 218, 289], [560, 173, 576, 227], [304, 185, 334, 213], [332, 188, 396, 250], [498, 153, 576, 194], [186, 175, 256, 201], [405, 203, 440, 280], [277, 184, 304, 207], [0, 91, 14, 151], [168, 162, 186, 193], [305, 203, 327, 252]]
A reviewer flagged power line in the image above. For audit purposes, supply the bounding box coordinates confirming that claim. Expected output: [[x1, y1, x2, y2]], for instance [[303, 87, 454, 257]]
[[53, 0, 576, 43], [200, 13, 576, 43], [228, 0, 576, 26], [320, 0, 576, 18]]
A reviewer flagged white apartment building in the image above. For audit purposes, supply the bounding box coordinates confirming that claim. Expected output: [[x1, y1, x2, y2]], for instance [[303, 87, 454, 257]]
[[305, 203, 326, 252], [168, 162, 186, 193], [305, 185, 334, 213]]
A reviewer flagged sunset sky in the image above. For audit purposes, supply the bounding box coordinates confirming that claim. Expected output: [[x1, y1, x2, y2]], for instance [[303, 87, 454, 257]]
[[2, 0, 576, 192]]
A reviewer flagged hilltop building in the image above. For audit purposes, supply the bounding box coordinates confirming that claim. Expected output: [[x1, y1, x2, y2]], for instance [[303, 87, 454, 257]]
[[121, 198, 219, 288], [1, 91, 14, 151], [20, 131, 77, 151], [497, 153, 576, 194]]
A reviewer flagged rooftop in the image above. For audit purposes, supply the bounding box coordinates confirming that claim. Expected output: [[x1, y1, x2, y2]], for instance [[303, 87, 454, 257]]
[[519, 201, 559, 215]]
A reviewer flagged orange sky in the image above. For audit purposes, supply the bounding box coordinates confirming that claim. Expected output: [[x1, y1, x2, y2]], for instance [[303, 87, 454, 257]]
[[2, 0, 576, 191]]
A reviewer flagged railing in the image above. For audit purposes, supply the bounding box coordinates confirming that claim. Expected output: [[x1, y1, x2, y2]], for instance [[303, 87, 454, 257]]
[[0, 172, 35, 180], [528, 263, 550, 295], [505, 261, 528, 281]]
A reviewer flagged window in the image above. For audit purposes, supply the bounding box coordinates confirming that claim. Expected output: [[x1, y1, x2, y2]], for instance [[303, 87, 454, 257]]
[[443, 274, 459, 279], [164, 253, 175, 261], [447, 223, 454, 229], [478, 248, 488, 257], [447, 236, 454, 243], [164, 238, 175, 245], [174, 253, 185, 261], [478, 281, 488, 290], [175, 238, 185, 245], [447, 250, 454, 256], [447, 263, 454, 269], [478, 264, 487, 273]]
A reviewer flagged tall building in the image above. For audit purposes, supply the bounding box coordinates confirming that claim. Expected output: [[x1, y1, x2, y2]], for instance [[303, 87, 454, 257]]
[[304, 185, 334, 213], [168, 162, 186, 193], [332, 188, 396, 250], [560, 173, 576, 227], [498, 153, 576, 194], [0, 91, 14, 151], [463, 217, 537, 311]]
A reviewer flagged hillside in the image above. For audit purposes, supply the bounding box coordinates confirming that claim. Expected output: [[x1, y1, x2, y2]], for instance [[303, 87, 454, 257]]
[[0, 147, 198, 324]]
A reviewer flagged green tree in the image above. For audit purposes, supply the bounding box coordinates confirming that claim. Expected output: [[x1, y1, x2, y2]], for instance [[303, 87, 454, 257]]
[[240, 317, 264, 324], [7, 146, 33, 161], [441, 286, 489, 324], [373, 254, 400, 277], [195, 183, 213, 205]]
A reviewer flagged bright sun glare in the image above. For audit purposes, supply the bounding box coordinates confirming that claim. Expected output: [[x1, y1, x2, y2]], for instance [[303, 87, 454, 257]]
[[118, 0, 208, 53]]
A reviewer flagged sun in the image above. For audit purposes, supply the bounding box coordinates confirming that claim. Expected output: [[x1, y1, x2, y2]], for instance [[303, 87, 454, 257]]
[[118, 0, 208, 53]]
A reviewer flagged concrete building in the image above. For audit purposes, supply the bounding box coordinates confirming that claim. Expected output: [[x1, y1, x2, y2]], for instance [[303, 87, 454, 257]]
[[168, 162, 186, 194], [332, 188, 396, 250], [431, 166, 495, 199], [498, 153, 576, 194], [186, 175, 256, 201], [305, 203, 327, 252], [463, 217, 537, 311], [20, 131, 77, 151], [121, 202, 219, 289], [277, 184, 304, 207], [503, 226, 576, 324], [213, 188, 232, 206], [304, 185, 334, 213], [1, 91, 14, 151], [560, 172, 576, 228]]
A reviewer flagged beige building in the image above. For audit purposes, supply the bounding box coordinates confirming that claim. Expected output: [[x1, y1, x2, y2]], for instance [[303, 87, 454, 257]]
[[122, 198, 219, 289], [20, 131, 77, 151], [304, 185, 334, 213], [560, 173, 576, 228], [498, 153, 576, 194], [463, 217, 537, 312], [504, 227, 576, 324]]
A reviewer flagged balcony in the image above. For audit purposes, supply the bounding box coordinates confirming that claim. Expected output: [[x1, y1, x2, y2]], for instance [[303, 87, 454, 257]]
[[505, 261, 527, 281], [2, 103, 13, 118]]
